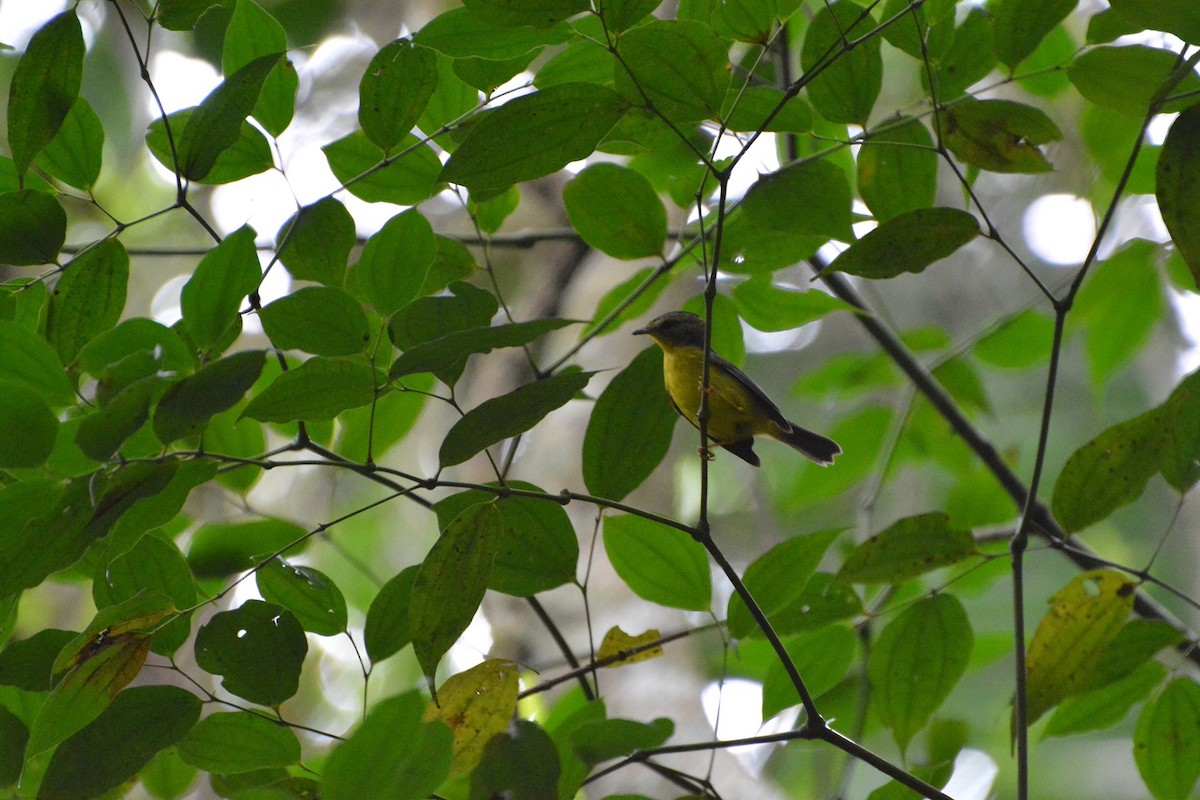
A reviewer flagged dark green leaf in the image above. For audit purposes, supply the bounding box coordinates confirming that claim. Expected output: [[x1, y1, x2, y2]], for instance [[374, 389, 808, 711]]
[[179, 226, 262, 353], [940, 97, 1063, 173], [470, 719, 561, 800], [721, 85, 814, 133], [388, 283, 496, 386], [414, 7, 568, 59], [869, 594, 973, 753], [616, 19, 729, 123], [154, 350, 266, 443], [194, 600, 308, 707], [177, 711, 301, 773], [222, 0, 293, 136], [596, 0, 661, 32], [740, 158, 854, 243], [933, 8, 997, 100], [464, 0, 588, 27], [731, 276, 853, 331], [1157, 103, 1200, 289], [36, 97, 104, 190], [256, 557, 347, 636], [837, 513, 977, 584], [441, 83, 628, 201], [187, 518, 308, 579], [583, 347, 677, 501], [563, 163, 666, 259], [158, 0, 226, 31], [260, 287, 370, 356], [432, 482, 579, 597], [1084, 620, 1186, 692], [323, 691, 453, 800], [38, 685, 201, 800], [764, 572, 864, 636], [858, 116, 937, 222], [176, 54, 281, 181], [0, 381, 57, 468], [1133, 678, 1200, 800], [5, 10, 84, 177], [46, 239, 129, 364], [350, 208, 437, 316], [1045, 661, 1166, 738], [94, 534, 197, 656], [106, 461, 217, 553], [439, 370, 595, 467], [0, 189, 66, 265], [391, 319, 575, 381], [570, 717, 673, 767], [1069, 46, 1200, 117], [336, 373, 432, 462], [727, 529, 842, 638], [0, 628, 77, 690], [992, 0, 1075, 70], [359, 39, 438, 152], [0, 706, 27, 786], [0, 320, 73, 405], [364, 565, 419, 663], [1109, 0, 1200, 47], [880, 0, 957, 60], [828, 208, 980, 279], [323, 132, 443, 205], [762, 625, 858, 719], [603, 515, 710, 611], [240, 357, 382, 423], [801, 2, 882, 124], [276, 197, 356, 286], [410, 503, 509, 681], [146, 110, 273, 184]]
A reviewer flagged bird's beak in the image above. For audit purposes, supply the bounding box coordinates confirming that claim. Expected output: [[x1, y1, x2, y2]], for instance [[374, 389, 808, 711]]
[[632, 327, 648, 336]]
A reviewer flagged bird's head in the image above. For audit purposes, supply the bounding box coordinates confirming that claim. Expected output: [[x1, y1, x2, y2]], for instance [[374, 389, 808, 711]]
[[633, 311, 708, 349]]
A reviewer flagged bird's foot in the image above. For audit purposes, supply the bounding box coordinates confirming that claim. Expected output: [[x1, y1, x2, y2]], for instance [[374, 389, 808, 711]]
[[698, 446, 715, 461]]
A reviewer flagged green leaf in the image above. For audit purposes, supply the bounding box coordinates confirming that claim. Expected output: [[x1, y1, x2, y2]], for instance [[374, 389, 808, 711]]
[[158, 0, 227, 31], [1109, 0, 1200, 47], [837, 513, 977, 584], [323, 132, 443, 205], [359, 40, 438, 152], [177, 711, 301, 773], [0, 320, 73, 405], [570, 717, 673, 767], [336, 373, 432, 463], [432, 482, 579, 597], [0, 628, 77, 690], [731, 276, 854, 331], [46, 239, 129, 365], [410, 503, 509, 682], [801, 2, 882, 124], [364, 565, 419, 663], [36, 97, 104, 190], [464, 0, 588, 27], [1069, 46, 1200, 117], [5, 9, 84, 178], [0, 705, 27, 786], [240, 357, 381, 423], [38, 685, 201, 800], [727, 529, 842, 638], [0, 381, 57, 468], [583, 347, 677, 501], [154, 350, 266, 443], [222, 0, 294, 136], [276, 197, 356, 286], [414, 7, 568, 59], [391, 319, 575, 381], [740, 158, 854, 243], [389, 282, 497, 384], [439, 370, 595, 467], [441, 83, 628, 200], [1084, 620, 1186, 692], [176, 54, 281, 181], [260, 287, 370, 356], [615, 19, 730, 123], [180, 226, 261, 353], [194, 600, 308, 707], [857, 116, 937, 222], [828, 208, 980, 279], [933, 8, 997, 100], [721, 85, 814, 133], [350, 208, 437, 316], [1045, 661, 1166, 738], [972, 310, 1055, 369], [602, 515, 710, 611], [1157, 103, 1200, 289], [146, 110, 273, 184], [0, 189, 66, 265], [596, 0, 661, 33], [762, 625, 858, 719], [880, 0, 957, 60], [187, 518, 308, 579], [1025, 570, 1136, 725], [470, 719, 561, 800], [940, 97, 1063, 173], [256, 557, 348, 636], [563, 163, 666, 259], [992, 0, 1075, 70], [323, 691, 453, 800], [1134, 678, 1200, 800], [869, 594, 973, 754], [93, 534, 197, 656]]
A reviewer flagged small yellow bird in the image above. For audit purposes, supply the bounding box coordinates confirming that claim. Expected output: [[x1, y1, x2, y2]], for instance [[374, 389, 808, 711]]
[[634, 311, 841, 467]]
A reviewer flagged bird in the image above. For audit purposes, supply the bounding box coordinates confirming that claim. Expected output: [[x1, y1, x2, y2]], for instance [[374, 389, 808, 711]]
[[633, 311, 841, 467]]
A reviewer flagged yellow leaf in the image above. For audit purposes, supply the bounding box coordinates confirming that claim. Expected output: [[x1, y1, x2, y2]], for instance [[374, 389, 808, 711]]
[[424, 658, 519, 776], [598, 626, 663, 667]]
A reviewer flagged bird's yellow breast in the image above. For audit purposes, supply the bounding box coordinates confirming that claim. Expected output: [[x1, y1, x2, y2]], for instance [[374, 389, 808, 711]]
[[660, 345, 766, 445]]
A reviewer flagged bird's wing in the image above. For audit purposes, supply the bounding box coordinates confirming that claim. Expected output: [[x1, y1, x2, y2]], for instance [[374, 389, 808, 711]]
[[710, 352, 793, 431]]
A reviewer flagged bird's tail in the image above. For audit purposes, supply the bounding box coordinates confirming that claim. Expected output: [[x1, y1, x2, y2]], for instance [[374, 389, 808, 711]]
[[770, 421, 841, 466]]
